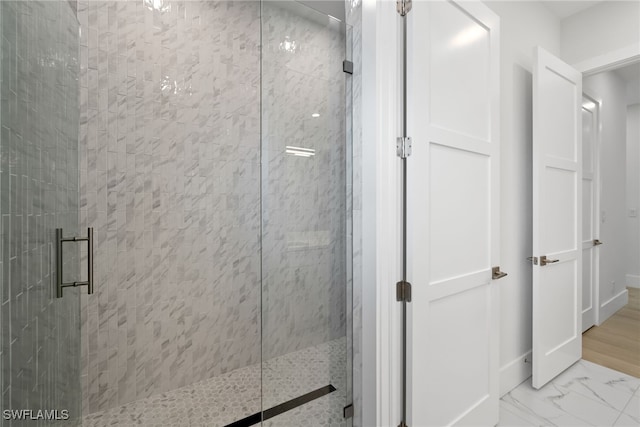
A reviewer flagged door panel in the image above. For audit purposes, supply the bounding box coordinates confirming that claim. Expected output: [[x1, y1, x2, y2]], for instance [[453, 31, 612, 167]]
[[581, 96, 599, 331], [532, 47, 582, 389], [429, 145, 490, 283], [407, 1, 500, 425], [0, 1, 82, 424], [428, 2, 491, 141], [260, 2, 352, 425]]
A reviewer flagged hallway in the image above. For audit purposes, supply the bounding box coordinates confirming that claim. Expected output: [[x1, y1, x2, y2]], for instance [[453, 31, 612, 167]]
[[583, 288, 640, 378]]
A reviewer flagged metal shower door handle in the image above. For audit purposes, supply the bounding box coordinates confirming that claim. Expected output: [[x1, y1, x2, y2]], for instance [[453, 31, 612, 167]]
[[56, 227, 94, 298]]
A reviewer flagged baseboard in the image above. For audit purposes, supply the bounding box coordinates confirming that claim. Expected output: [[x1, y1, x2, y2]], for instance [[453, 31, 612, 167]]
[[500, 350, 532, 397], [599, 289, 629, 325], [626, 274, 640, 289]]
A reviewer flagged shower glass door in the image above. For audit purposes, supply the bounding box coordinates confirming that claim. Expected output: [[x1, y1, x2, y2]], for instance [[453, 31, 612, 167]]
[[1, 1, 82, 425], [261, 1, 352, 425]]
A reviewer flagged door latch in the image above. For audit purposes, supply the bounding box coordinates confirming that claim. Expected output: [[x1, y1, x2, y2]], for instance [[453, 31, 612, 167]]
[[593, 239, 603, 246]]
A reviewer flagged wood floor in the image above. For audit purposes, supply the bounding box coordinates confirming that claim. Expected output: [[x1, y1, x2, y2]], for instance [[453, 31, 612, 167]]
[[582, 287, 640, 378]]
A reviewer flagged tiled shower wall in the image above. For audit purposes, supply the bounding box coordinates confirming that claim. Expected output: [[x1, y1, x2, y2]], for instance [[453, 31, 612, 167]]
[[76, 0, 262, 414], [0, 0, 82, 424], [77, 0, 349, 416], [261, 2, 347, 361]]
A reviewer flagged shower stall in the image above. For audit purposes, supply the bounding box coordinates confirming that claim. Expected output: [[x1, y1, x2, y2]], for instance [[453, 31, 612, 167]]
[[0, 0, 353, 425]]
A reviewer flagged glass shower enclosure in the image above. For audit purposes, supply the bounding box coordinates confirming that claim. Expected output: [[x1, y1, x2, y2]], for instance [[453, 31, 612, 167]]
[[0, 0, 352, 426]]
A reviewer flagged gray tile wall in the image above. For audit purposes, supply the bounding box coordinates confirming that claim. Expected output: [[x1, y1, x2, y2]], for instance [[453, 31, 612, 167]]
[[76, 0, 349, 417], [76, 0, 262, 414], [0, 0, 82, 425], [261, 2, 348, 362]]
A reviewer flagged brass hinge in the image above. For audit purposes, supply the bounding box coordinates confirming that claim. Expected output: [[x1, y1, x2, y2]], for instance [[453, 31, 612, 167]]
[[396, 280, 412, 302], [397, 0, 412, 16]]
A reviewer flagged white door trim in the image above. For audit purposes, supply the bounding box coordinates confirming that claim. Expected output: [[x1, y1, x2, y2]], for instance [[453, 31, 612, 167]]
[[360, 0, 402, 425], [574, 42, 640, 76], [374, 0, 402, 425]]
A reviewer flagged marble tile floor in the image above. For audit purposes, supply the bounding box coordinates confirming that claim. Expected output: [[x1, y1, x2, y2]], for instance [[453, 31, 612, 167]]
[[83, 338, 347, 427], [499, 359, 640, 426]]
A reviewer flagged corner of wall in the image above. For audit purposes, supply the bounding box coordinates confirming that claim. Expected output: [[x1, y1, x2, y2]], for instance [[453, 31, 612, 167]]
[[599, 289, 629, 325], [499, 351, 532, 397]]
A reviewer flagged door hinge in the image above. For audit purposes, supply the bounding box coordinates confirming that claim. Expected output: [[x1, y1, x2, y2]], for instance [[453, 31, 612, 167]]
[[396, 280, 412, 302], [397, 0, 412, 16], [343, 60, 353, 75], [343, 404, 354, 419], [397, 137, 412, 159]]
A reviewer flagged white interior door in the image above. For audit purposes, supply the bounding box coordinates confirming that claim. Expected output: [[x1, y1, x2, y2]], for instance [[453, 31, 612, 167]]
[[532, 47, 583, 389], [581, 95, 600, 332], [407, 1, 501, 425]]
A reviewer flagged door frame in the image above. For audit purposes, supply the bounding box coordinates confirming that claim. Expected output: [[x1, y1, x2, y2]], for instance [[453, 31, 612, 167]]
[[581, 90, 602, 330], [575, 53, 640, 329], [574, 43, 640, 77], [359, 0, 403, 425]]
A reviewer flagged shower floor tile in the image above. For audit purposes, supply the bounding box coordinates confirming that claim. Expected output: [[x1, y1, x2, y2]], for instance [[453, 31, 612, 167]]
[[82, 338, 347, 427]]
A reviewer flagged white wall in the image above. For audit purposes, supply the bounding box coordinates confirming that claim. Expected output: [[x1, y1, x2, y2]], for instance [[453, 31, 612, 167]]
[[627, 103, 640, 288], [584, 71, 630, 320], [627, 79, 640, 105], [484, 1, 561, 395], [561, 1, 640, 69]]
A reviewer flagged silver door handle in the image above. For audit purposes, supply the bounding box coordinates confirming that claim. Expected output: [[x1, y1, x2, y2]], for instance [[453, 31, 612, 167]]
[[540, 255, 559, 266], [56, 227, 94, 298], [492, 266, 508, 280]]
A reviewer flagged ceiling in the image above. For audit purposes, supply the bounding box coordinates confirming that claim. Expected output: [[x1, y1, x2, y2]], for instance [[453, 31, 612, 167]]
[[541, 1, 605, 19], [613, 62, 640, 84]]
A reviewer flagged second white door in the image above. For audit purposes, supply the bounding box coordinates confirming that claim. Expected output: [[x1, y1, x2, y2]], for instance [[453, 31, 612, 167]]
[[532, 47, 583, 389]]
